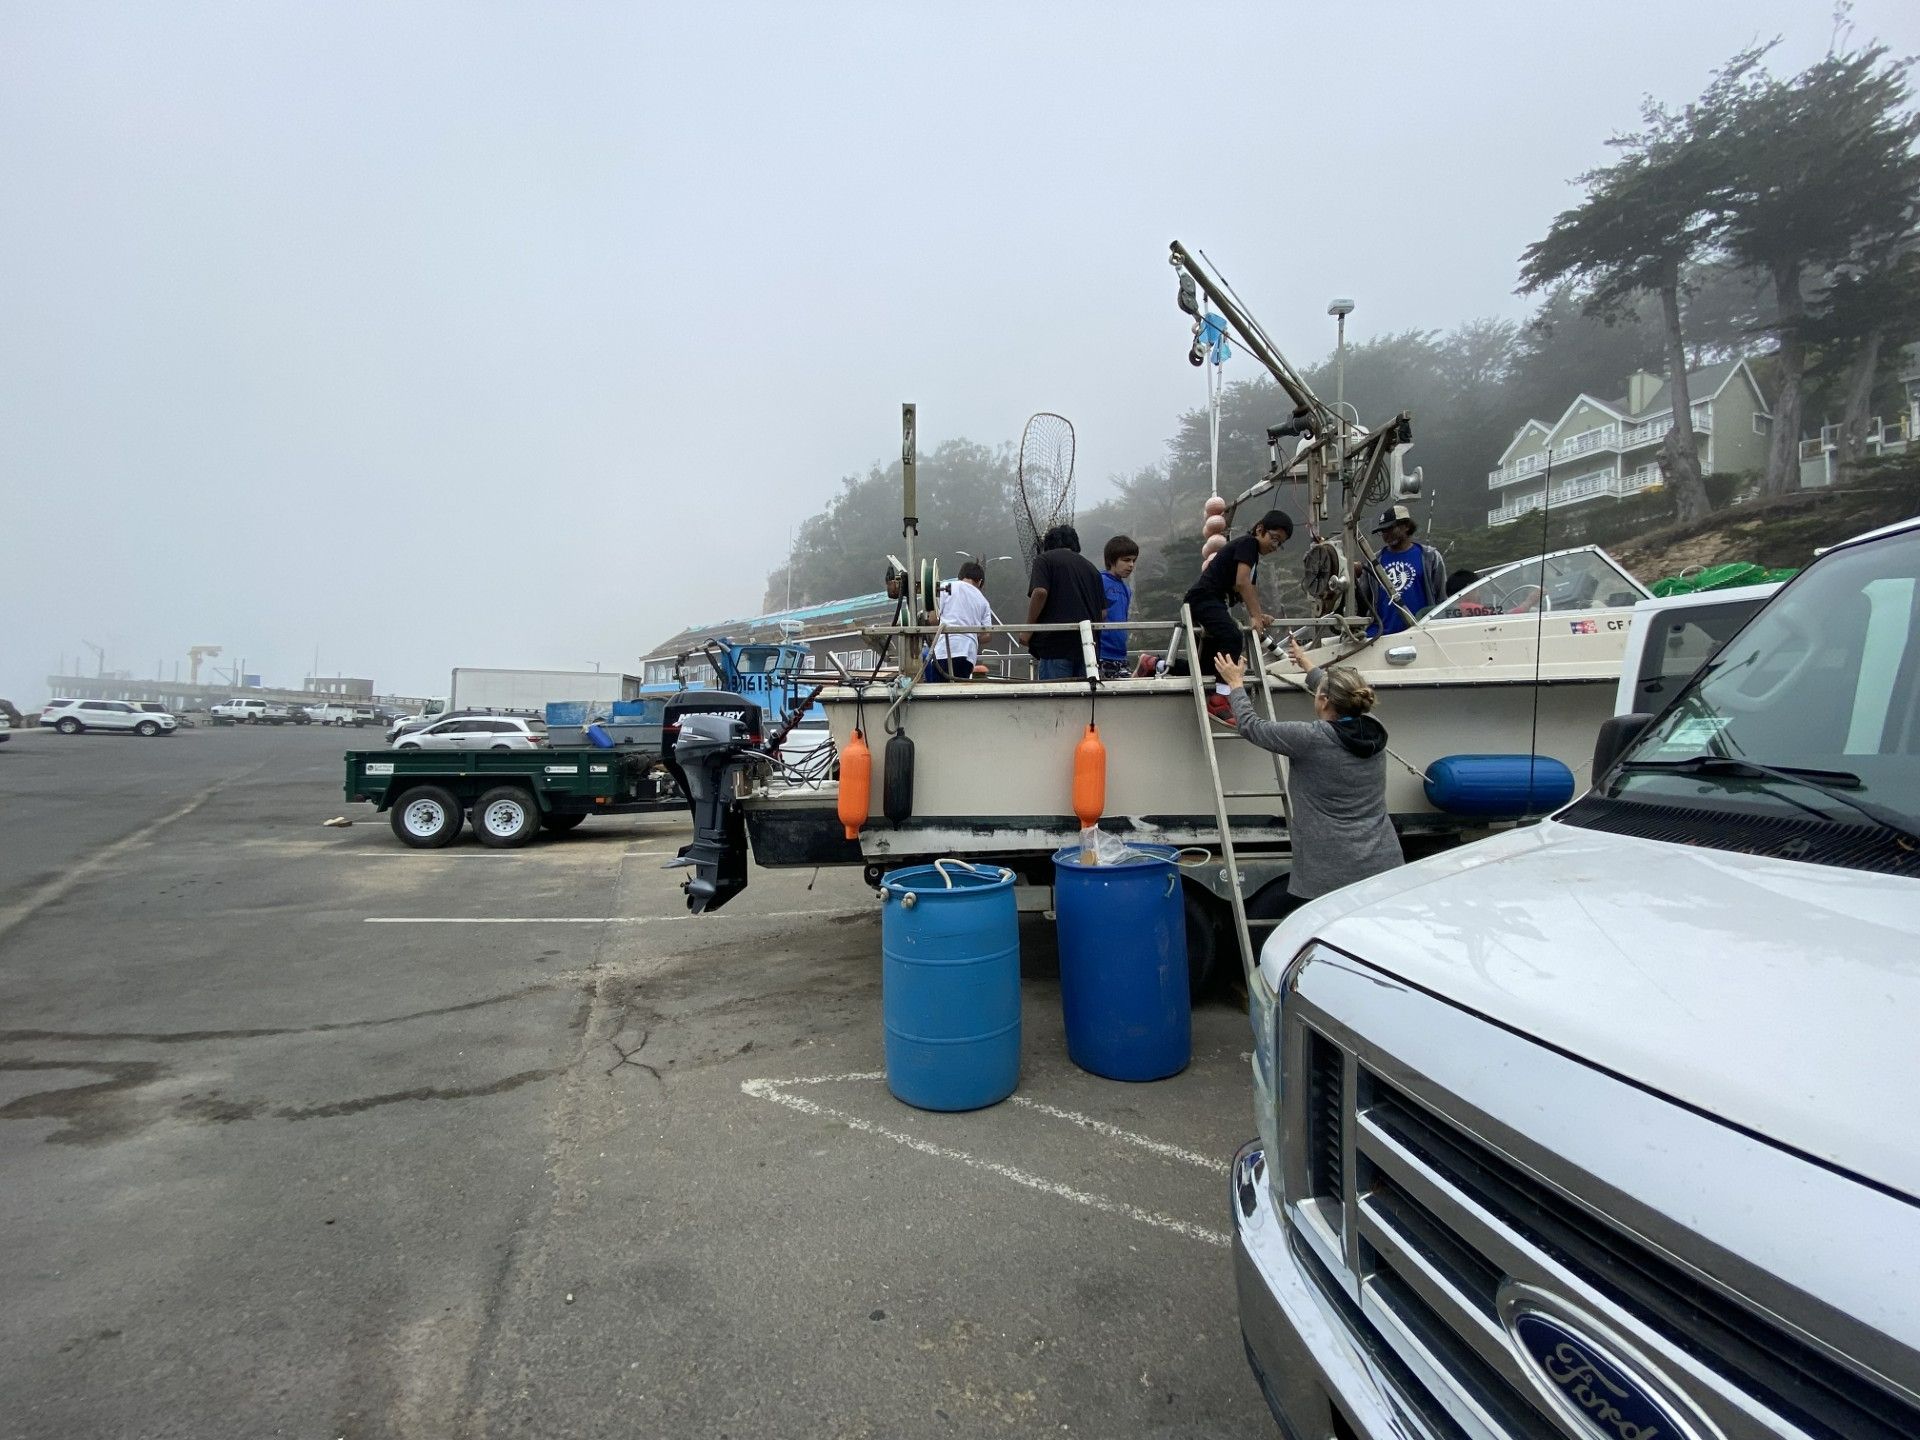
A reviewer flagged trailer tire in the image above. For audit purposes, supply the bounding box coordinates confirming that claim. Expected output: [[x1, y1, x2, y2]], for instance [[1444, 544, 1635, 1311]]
[[541, 812, 587, 834], [391, 786, 464, 848], [473, 787, 540, 848]]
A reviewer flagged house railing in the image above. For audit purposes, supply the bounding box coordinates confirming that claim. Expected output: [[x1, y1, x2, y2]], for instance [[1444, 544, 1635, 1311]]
[[1486, 461, 1672, 526]]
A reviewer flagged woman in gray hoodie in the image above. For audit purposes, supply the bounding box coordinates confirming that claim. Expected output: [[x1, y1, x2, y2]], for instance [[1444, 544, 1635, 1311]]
[[1213, 639, 1403, 901]]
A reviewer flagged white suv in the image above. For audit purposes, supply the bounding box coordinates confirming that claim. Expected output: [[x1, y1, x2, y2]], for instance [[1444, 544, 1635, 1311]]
[[393, 715, 548, 751], [41, 699, 178, 737]]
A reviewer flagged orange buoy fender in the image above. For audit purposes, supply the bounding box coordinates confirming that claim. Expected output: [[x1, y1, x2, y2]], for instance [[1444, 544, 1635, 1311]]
[[839, 728, 872, 839], [1073, 723, 1106, 829]]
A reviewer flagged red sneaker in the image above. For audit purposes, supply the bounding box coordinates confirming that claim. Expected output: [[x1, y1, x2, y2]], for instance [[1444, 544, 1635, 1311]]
[[1206, 692, 1236, 725]]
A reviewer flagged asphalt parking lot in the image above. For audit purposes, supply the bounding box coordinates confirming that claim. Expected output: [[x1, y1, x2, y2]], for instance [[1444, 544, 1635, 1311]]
[[0, 722, 1273, 1439]]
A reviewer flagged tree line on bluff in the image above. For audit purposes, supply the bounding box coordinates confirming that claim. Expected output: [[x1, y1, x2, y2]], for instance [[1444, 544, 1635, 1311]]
[[767, 28, 1920, 626]]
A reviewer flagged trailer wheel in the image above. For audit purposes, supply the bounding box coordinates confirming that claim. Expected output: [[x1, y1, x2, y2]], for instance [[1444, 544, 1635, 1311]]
[[473, 787, 540, 848], [391, 786, 464, 848], [541, 812, 587, 834]]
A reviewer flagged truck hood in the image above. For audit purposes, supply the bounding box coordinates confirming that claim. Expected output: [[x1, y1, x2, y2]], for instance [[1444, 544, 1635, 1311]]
[[1261, 821, 1920, 1200]]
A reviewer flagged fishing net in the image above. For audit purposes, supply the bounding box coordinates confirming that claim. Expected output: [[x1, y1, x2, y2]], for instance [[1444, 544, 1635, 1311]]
[[1016, 412, 1077, 566]]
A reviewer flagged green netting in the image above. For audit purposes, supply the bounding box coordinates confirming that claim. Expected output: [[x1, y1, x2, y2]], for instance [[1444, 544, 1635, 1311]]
[[1650, 561, 1789, 597]]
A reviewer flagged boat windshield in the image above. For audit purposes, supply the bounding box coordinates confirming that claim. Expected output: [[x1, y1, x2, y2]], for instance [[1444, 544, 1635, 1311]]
[[1427, 549, 1644, 620], [1612, 526, 1920, 835]]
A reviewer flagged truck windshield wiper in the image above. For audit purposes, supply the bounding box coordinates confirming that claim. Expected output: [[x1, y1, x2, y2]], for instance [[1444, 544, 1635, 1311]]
[[1616, 755, 1920, 848]]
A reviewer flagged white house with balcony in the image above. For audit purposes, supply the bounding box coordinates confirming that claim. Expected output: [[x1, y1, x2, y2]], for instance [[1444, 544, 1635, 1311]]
[[1487, 360, 1771, 527], [1796, 343, 1920, 487]]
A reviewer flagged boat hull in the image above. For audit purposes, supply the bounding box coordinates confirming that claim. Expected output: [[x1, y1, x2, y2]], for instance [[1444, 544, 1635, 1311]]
[[744, 613, 1630, 867]]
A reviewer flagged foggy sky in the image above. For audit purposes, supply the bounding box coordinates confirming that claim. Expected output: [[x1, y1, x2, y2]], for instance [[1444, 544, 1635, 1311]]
[[4, 1, 1913, 704]]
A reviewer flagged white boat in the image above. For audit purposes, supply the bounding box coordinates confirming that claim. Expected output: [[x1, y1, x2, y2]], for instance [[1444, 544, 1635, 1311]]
[[742, 545, 1650, 871]]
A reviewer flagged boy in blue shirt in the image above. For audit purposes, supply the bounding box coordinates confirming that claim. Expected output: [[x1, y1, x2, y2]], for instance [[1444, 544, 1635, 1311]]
[[1098, 535, 1138, 679]]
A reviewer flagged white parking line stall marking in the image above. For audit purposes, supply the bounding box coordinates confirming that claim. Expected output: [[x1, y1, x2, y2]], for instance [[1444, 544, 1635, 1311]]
[[1008, 1095, 1229, 1175], [768, 1072, 1228, 1174], [741, 1075, 1229, 1248]]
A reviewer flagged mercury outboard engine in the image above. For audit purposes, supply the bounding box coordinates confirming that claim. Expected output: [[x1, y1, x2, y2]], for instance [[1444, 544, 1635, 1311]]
[[662, 690, 765, 914]]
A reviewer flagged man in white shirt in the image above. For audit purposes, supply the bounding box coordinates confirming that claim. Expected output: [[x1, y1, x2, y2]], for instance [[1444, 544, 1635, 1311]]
[[924, 561, 995, 681]]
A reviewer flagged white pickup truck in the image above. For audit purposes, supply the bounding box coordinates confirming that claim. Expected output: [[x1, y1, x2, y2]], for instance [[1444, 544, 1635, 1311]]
[[303, 704, 377, 728], [210, 698, 291, 724], [1232, 518, 1920, 1440]]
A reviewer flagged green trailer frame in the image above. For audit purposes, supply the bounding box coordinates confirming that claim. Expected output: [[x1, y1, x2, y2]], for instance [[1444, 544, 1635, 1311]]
[[343, 747, 685, 849]]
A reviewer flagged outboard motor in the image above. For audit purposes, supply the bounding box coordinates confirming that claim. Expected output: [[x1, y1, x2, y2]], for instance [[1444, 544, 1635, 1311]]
[[663, 690, 765, 914]]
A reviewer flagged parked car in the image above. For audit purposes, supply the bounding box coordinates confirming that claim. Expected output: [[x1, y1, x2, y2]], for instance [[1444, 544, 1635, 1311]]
[[1230, 516, 1920, 1440], [0, 713, 10, 744], [210, 698, 291, 724], [392, 715, 548, 751], [39, 699, 178, 736], [387, 708, 482, 744], [306, 704, 378, 727]]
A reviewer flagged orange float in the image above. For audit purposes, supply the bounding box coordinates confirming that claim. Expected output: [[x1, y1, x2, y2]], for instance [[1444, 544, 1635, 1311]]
[[838, 728, 872, 839], [1073, 723, 1106, 829]]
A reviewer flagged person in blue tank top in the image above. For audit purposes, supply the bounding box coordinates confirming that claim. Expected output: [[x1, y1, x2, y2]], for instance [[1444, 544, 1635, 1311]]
[[1357, 504, 1446, 637], [1097, 535, 1138, 680]]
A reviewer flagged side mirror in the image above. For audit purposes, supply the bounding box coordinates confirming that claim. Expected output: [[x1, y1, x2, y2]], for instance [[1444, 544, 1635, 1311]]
[[1592, 713, 1655, 780]]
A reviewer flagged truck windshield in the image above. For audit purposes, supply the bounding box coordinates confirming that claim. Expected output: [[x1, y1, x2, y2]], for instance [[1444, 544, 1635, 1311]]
[[1613, 526, 1920, 834]]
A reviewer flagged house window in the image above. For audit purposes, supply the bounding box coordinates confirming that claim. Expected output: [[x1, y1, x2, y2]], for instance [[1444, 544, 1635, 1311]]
[[1752, 414, 1771, 435]]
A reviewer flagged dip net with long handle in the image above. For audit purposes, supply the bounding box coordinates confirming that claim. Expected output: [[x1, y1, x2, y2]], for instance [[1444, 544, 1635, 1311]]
[[1015, 412, 1076, 566]]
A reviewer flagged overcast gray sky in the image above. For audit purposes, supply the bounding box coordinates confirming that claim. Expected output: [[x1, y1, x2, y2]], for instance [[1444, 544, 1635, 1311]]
[[4, 0, 1914, 704]]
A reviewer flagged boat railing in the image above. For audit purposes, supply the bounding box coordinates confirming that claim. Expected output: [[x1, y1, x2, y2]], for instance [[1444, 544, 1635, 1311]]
[[839, 613, 1369, 684]]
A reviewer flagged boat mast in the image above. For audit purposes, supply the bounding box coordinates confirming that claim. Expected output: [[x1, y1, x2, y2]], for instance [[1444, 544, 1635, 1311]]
[[1169, 241, 1416, 628]]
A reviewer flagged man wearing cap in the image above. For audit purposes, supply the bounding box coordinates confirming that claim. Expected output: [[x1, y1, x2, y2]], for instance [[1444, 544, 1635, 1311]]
[[1357, 505, 1446, 637]]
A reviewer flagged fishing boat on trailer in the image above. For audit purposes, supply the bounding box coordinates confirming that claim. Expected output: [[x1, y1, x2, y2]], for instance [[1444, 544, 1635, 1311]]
[[663, 240, 1657, 985], [742, 544, 1651, 871]]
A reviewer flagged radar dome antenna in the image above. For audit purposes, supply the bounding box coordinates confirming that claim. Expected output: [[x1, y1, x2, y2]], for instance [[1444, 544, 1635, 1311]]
[[1015, 412, 1076, 566]]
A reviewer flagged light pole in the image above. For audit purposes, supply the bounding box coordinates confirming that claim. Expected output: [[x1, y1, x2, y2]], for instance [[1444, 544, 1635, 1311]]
[[1328, 297, 1354, 478]]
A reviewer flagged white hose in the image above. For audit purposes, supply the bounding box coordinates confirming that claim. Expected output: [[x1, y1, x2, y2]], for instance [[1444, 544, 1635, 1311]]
[[931, 857, 1009, 889]]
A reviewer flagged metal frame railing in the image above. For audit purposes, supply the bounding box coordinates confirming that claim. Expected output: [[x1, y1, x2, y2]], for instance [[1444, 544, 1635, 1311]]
[[829, 613, 1375, 689]]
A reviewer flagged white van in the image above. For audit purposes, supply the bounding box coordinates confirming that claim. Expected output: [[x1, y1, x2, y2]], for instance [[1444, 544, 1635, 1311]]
[[1232, 517, 1920, 1440]]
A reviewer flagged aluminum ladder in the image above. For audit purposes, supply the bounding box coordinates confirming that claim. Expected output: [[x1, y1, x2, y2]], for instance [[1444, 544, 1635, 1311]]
[[1176, 604, 1293, 990]]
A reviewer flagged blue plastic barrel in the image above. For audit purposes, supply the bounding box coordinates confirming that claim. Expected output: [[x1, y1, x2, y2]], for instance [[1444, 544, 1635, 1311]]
[[1424, 753, 1576, 817], [881, 862, 1021, 1111], [1051, 843, 1190, 1082]]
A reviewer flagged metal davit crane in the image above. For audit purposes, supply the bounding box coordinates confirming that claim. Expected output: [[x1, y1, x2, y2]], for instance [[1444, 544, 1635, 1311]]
[[188, 646, 223, 686]]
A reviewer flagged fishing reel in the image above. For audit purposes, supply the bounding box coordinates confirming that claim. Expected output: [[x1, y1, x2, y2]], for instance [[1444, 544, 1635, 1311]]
[[916, 558, 942, 618], [1303, 539, 1349, 604]]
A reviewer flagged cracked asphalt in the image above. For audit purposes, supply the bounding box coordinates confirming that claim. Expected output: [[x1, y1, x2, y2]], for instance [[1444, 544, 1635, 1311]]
[[0, 723, 1275, 1438]]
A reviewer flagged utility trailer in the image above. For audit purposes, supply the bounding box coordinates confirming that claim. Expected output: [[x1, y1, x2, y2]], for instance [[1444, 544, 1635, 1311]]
[[343, 748, 683, 848]]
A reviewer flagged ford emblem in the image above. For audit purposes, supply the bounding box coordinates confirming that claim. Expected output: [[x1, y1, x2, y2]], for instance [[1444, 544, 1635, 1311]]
[[1511, 1310, 1697, 1440]]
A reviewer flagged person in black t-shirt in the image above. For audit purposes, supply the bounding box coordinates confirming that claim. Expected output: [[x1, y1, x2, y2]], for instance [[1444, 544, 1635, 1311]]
[[1183, 508, 1293, 719], [1023, 525, 1107, 680]]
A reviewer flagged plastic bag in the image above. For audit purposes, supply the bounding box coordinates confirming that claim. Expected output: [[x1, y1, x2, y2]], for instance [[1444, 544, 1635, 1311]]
[[1076, 826, 1146, 866]]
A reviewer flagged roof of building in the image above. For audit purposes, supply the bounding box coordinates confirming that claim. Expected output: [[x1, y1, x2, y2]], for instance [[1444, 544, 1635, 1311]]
[[643, 590, 897, 658], [1499, 357, 1768, 464], [1606, 359, 1745, 418]]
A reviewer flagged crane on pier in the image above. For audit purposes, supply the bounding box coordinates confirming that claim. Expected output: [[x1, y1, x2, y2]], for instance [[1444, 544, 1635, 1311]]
[[189, 645, 223, 686]]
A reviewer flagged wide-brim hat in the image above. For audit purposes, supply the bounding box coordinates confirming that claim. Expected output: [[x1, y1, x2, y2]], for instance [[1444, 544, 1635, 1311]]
[[1372, 504, 1417, 534]]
